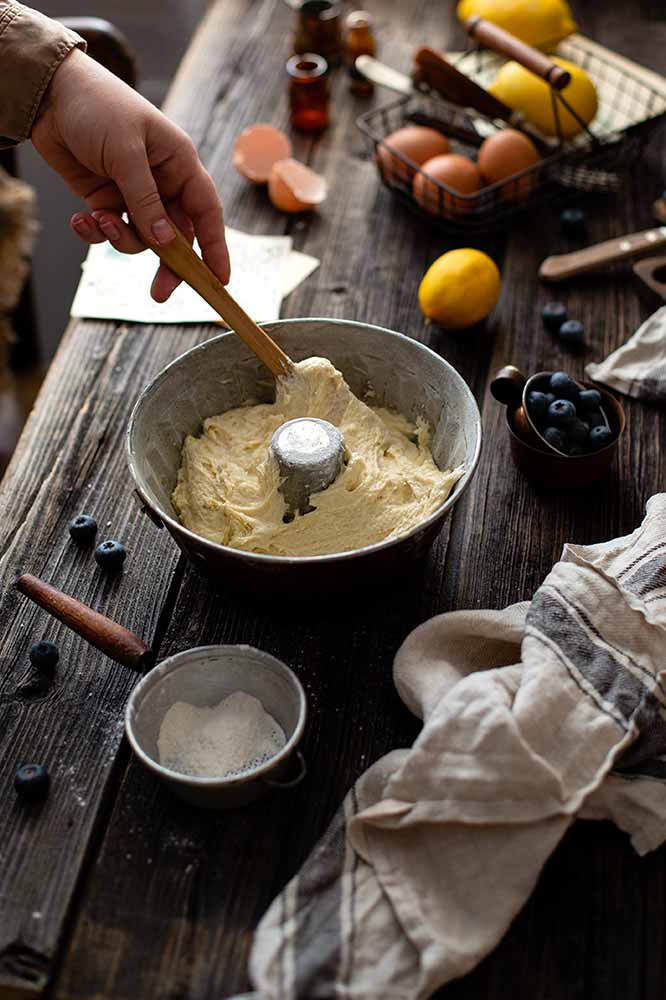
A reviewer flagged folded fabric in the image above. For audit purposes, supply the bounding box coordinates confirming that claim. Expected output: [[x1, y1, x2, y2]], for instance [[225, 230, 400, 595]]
[[586, 304, 666, 401], [244, 494, 666, 1000]]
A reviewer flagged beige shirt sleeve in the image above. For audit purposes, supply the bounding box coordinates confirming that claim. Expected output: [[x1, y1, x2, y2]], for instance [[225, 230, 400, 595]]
[[0, 2, 86, 148]]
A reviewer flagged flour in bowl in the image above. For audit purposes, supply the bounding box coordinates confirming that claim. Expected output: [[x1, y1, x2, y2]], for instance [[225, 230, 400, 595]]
[[157, 691, 286, 778]]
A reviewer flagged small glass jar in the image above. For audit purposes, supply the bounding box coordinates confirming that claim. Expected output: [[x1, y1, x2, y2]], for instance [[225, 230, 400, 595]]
[[293, 0, 343, 67], [287, 53, 330, 132], [344, 11, 376, 96]]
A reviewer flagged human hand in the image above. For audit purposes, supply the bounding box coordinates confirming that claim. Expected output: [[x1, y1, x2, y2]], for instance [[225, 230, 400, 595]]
[[31, 48, 229, 301]]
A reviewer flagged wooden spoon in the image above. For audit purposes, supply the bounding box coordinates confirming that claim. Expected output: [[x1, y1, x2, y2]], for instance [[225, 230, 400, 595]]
[[150, 225, 294, 379]]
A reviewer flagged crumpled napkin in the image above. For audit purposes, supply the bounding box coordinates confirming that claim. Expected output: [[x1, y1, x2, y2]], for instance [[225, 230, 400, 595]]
[[586, 304, 666, 401], [243, 494, 666, 1000]]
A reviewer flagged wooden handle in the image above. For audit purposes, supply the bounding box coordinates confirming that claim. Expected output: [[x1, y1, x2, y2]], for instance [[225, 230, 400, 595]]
[[466, 16, 571, 90], [152, 226, 294, 379], [539, 227, 666, 282], [15, 574, 154, 671]]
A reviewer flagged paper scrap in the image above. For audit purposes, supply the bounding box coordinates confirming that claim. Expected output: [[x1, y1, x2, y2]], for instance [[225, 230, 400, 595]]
[[70, 227, 319, 324]]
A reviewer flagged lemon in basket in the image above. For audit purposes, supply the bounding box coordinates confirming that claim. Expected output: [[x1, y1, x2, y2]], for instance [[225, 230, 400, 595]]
[[418, 249, 500, 329], [457, 0, 576, 50], [490, 57, 598, 138]]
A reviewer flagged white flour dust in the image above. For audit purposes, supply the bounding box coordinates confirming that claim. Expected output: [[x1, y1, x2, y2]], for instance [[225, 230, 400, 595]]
[[157, 691, 286, 778]]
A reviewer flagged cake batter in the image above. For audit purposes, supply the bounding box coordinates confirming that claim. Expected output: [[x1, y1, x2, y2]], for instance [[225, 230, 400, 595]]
[[172, 357, 462, 557]]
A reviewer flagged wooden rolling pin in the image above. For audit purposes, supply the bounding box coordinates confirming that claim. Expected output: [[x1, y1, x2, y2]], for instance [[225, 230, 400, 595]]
[[540, 227, 666, 282], [16, 574, 154, 671]]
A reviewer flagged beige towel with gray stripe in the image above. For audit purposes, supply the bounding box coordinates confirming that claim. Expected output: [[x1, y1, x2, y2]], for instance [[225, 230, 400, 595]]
[[243, 494, 666, 1000], [587, 304, 666, 401]]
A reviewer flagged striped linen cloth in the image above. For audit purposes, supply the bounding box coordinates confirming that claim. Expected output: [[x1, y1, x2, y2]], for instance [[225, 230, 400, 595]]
[[240, 494, 666, 1000], [587, 304, 666, 401]]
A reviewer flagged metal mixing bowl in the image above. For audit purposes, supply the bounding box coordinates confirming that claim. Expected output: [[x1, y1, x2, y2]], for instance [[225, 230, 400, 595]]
[[127, 318, 481, 593]]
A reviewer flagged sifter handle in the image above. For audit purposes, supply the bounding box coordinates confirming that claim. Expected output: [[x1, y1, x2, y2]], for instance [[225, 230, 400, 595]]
[[539, 227, 666, 282], [465, 16, 571, 90], [15, 574, 154, 671]]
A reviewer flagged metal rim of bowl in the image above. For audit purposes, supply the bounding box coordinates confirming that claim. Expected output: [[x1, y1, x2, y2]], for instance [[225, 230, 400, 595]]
[[124, 645, 307, 788], [126, 317, 483, 566]]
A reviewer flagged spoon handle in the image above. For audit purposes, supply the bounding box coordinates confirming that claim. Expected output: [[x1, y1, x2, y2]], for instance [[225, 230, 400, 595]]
[[539, 227, 666, 282], [15, 574, 154, 671], [153, 226, 295, 379]]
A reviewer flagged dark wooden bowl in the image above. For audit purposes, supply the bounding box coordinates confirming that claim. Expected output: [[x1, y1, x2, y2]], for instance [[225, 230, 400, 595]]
[[491, 365, 625, 491]]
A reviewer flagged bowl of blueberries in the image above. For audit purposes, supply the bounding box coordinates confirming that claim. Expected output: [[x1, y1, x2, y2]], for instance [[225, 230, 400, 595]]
[[491, 366, 625, 490]]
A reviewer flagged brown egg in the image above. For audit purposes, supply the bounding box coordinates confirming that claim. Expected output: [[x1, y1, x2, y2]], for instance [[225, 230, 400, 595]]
[[233, 124, 292, 183], [376, 126, 450, 184], [478, 129, 539, 202], [268, 158, 328, 213], [413, 154, 481, 217]]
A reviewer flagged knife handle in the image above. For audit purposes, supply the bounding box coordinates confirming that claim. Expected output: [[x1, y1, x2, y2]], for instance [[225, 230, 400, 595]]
[[539, 228, 666, 282], [465, 16, 571, 90]]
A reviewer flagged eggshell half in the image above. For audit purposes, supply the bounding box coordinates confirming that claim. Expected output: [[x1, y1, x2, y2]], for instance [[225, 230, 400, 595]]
[[413, 154, 481, 217], [268, 158, 328, 213], [233, 124, 292, 183], [377, 126, 450, 184]]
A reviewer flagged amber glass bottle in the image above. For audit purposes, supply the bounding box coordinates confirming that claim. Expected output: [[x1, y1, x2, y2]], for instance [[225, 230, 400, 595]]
[[344, 10, 376, 96], [293, 1, 343, 67], [287, 53, 330, 132]]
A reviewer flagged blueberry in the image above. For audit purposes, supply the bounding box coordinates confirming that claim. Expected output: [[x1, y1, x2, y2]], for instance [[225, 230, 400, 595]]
[[543, 426, 568, 451], [559, 319, 585, 348], [569, 445, 584, 455], [14, 763, 50, 801], [527, 390, 550, 424], [578, 389, 602, 412], [542, 302, 568, 334], [68, 514, 98, 545], [94, 539, 126, 572], [570, 419, 590, 446], [548, 398, 577, 425], [544, 392, 555, 406], [589, 425, 614, 449], [588, 409, 606, 428], [549, 371, 579, 401], [560, 207, 586, 235], [29, 640, 59, 674]]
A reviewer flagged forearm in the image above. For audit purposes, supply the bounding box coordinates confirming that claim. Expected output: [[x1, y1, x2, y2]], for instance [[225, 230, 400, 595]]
[[0, 1, 85, 148]]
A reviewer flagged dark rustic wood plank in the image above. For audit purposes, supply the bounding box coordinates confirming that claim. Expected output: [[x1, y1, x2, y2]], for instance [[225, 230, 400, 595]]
[[0, 320, 219, 999]]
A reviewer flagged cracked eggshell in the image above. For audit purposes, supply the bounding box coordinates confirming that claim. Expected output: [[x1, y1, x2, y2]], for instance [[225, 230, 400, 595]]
[[233, 124, 293, 183], [268, 159, 328, 213]]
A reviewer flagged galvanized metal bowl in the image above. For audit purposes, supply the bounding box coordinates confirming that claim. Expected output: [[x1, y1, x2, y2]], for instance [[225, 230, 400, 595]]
[[125, 645, 307, 810], [126, 318, 482, 593]]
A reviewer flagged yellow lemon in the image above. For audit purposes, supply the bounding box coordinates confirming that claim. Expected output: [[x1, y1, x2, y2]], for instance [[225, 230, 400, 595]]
[[457, 0, 576, 50], [418, 249, 500, 329], [490, 58, 597, 138]]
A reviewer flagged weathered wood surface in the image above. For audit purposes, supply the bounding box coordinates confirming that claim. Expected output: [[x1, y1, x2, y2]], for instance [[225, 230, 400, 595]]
[[0, 0, 665, 998]]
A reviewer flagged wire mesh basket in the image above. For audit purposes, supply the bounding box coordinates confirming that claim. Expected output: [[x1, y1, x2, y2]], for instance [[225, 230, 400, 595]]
[[356, 34, 666, 235]]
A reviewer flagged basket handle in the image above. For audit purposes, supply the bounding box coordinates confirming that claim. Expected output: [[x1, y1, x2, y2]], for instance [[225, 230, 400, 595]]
[[465, 16, 571, 90]]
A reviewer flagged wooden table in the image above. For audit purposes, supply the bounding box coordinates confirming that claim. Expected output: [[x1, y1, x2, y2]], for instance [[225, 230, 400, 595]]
[[1, 2, 666, 997]]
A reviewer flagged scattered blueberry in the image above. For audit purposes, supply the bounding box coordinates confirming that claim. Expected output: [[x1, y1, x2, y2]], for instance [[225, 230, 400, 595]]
[[578, 389, 602, 412], [543, 426, 569, 451], [14, 763, 50, 801], [68, 514, 98, 545], [542, 302, 568, 334], [559, 319, 585, 348], [570, 419, 590, 446], [588, 409, 606, 428], [29, 640, 59, 674], [94, 539, 126, 573], [549, 371, 579, 401], [589, 425, 614, 449], [527, 390, 550, 424], [548, 398, 577, 425], [560, 207, 586, 236]]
